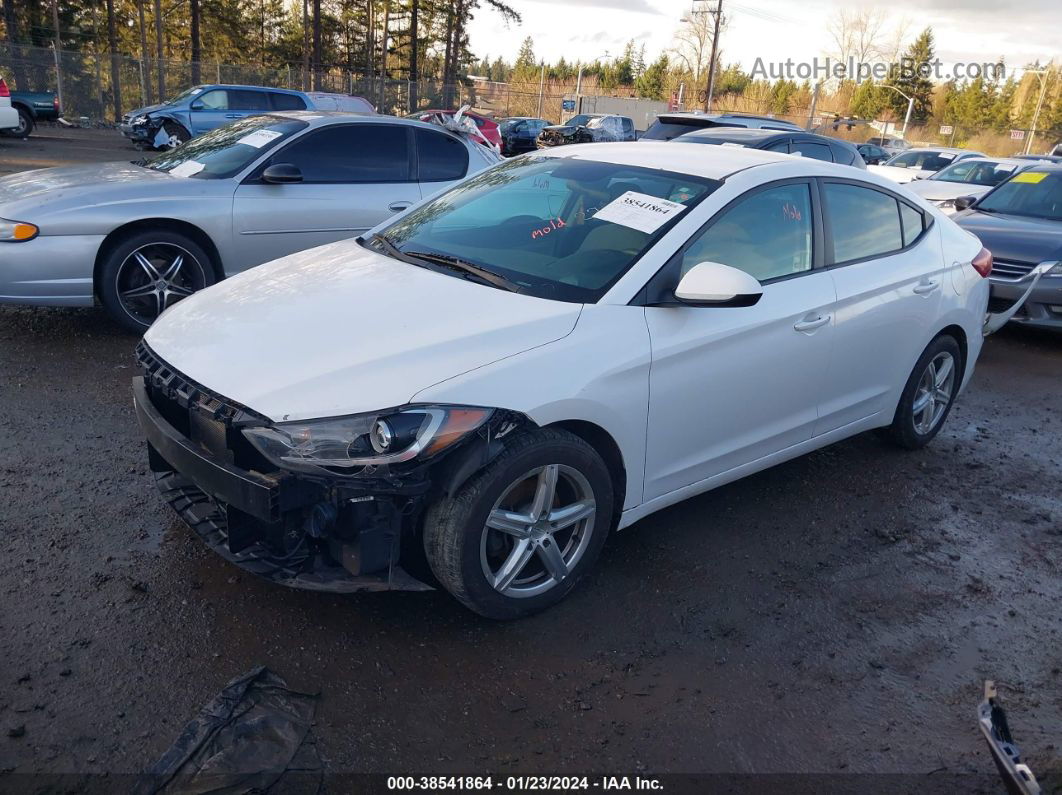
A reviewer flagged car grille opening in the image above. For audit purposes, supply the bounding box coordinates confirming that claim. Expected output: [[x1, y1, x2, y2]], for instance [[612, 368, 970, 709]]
[[136, 341, 277, 473], [990, 259, 1036, 280]]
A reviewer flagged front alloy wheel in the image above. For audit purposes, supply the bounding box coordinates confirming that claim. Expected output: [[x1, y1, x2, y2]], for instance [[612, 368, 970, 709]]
[[99, 229, 216, 333], [481, 464, 597, 598], [424, 428, 614, 619]]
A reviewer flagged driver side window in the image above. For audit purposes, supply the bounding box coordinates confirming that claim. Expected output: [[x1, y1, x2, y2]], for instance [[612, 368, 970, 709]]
[[195, 90, 228, 110], [679, 183, 813, 282]]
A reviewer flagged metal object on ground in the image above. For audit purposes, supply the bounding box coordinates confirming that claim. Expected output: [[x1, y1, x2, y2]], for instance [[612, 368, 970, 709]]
[[977, 680, 1041, 795]]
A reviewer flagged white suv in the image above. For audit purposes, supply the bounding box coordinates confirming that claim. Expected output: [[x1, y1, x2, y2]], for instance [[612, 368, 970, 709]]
[[0, 77, 19, 131], [134, 142, 994, 619]]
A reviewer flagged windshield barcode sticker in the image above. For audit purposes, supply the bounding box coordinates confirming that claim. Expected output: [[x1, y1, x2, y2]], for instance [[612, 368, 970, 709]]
[[593, 191, 687, 234], [169, 160, 205, 178], [237, 129, 283, 149]]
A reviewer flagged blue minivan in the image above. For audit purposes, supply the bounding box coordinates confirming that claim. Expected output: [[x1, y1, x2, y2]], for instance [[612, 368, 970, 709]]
[[120, 84, 374, 149]]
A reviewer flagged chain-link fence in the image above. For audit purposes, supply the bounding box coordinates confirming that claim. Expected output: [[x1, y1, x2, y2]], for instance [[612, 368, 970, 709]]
[[1, 43, 589, 124]]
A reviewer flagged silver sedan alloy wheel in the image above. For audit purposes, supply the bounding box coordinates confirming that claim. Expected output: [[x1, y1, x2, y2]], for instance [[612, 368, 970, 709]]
[[912, 351, 956, 434], [115, 243, 205, 325], [480, 463, 597, 599]]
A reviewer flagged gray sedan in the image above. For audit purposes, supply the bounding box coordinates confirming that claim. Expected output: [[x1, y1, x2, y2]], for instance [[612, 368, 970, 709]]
[[0, 112, 500, 331]]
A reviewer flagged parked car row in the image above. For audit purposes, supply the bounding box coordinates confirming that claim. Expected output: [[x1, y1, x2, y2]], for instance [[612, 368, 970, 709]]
[[121, 84, 375, 149]]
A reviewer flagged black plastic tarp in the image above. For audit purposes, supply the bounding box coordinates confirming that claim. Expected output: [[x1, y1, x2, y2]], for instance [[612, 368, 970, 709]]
[[136, 666, 321, 795]]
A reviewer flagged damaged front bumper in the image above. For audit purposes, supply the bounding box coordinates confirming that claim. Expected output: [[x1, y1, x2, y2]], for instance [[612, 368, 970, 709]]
[[132, 343, 527, 593], [133, 374, 433, 592]]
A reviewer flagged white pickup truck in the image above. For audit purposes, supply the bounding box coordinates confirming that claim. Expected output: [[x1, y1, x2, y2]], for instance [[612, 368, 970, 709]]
[[0, 76, 20, 131]]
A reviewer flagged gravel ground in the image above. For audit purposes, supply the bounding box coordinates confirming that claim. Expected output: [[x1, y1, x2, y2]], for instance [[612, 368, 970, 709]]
[[0, 131, 1059, 791]]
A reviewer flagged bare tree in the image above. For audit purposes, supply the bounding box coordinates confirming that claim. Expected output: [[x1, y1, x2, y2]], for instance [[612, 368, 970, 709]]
[[2, 0, 30, 88], [671, 3, 726, 84], [825, 8, 888, 84]]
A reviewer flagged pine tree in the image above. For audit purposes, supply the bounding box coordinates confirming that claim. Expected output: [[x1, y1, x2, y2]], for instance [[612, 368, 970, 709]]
[[884, 27, 936, 124]]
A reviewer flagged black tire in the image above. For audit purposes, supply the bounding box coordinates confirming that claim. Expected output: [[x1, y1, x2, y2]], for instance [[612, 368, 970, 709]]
[[1, 107, 33, 138], [883, 334, 962, 450], [98, 228, 216, 333], [423, 428, 614, 620], [160, 121, 190, 149]]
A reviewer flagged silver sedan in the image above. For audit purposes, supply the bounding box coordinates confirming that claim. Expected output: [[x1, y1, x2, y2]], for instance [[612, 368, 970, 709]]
[[0, 112, 500, 331]]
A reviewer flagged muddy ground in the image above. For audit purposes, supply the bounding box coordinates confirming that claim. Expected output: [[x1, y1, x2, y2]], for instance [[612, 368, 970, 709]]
[[0, 130, 1059, 791]]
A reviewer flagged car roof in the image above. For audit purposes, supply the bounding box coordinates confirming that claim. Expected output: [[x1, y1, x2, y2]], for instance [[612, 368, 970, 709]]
[[267, 111, 459, 132], [190, 83, 305, 94], [538, 141, 806, 179], [901, 146, 982, 155], [951, 156, 1033, 167], [675, 128, 790, 143]]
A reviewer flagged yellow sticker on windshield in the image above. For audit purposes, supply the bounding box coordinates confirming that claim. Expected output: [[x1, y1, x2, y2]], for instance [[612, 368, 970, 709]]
[[1012, 171, 1047, 183]]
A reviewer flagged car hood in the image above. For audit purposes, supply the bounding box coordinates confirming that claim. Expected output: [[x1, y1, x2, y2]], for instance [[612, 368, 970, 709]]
[[127, 102, 170, 118], [906, 181, 992, 202], [143, 240, 583, 422], [0, 161, 228, 218], [868, 164, 931, 183], [954, 209, 1062, 265]]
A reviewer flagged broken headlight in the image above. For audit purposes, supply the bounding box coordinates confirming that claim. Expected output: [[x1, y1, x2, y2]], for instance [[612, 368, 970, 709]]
[[242, 406, 493, 474]]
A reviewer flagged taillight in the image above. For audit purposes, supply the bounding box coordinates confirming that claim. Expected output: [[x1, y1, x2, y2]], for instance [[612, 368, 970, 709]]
[[971, 247, 993, 278], [53, 94, 59, 110], [0, 78, 10, 98]]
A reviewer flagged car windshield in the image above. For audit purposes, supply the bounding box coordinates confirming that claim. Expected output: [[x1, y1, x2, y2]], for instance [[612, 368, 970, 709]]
[[977, 171, 1062, 220], [886, 150, 957, 171], [166, 86, 204, 106], [374, 156, 720, 302], [141, 115, 307, 179], [929, 160, 1017, 186]]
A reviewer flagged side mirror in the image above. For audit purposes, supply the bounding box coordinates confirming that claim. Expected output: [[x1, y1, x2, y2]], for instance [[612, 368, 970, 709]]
[[953, 195, 976, 212], [261, 163, 303, 184], [190, 101, 204, 110], [674, 262, 763, 307]]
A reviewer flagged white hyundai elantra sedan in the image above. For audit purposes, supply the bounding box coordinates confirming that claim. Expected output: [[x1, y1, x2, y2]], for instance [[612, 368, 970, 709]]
[[134, 142, 993, 619]]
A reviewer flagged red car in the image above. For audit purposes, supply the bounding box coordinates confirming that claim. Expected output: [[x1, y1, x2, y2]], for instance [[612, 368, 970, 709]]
[[406, 109, 501, 149]]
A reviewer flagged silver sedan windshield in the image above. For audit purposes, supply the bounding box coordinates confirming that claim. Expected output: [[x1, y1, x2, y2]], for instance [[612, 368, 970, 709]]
[[143, 116, 307, 180]]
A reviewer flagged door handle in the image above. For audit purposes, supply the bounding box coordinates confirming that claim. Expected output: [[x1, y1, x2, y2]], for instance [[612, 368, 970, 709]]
[[224, 113, 241, 118], [913, 279, 940, 295], [794, 314, 831, 333], [388, 201, 412, 212]]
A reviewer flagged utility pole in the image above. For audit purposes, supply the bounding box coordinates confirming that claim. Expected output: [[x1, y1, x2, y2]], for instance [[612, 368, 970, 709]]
[[806, 81, 820, 130], [1024, 66, 1052, 155], [154, 0, 165, 100], [409, 0, 419, 110], [302, 0, 310, 90], [51, 0, 64, 115], [704, 0, 722, 111], [537, 62, 545, 118]]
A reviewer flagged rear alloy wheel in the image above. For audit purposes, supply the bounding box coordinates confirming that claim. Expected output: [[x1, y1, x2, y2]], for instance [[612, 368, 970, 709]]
[[884, 334, 962, 449], [424, 428, 614, 619], [99, 230, 215, 332]]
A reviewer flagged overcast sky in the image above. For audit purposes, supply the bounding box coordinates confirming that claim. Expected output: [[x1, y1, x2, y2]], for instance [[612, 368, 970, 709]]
[[467, 0, 1058, 80]]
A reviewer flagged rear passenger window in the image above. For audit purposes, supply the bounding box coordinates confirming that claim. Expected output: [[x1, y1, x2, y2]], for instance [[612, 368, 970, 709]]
[[899, 202, 924, 246], [228, 90, 269, 110], [824, 183, 903, 262], [271, 92, 306, 111], [416, 128, 468, 182], [792, 142, 833, 162]]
